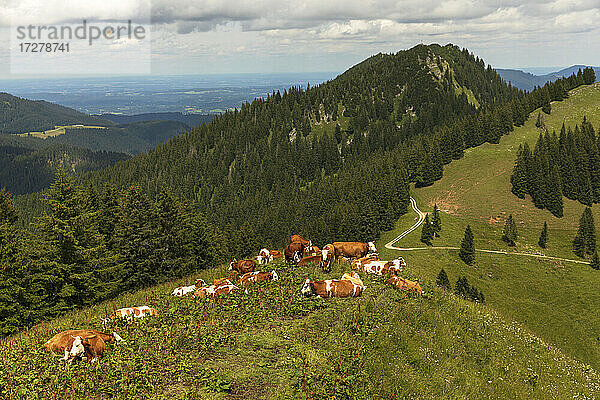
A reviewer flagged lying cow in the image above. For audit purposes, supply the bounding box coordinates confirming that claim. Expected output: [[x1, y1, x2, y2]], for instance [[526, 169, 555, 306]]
[[67, 335, 106, 364], [44, 329, 124, 363], [355, 258, 404, 276], [351, 254, 380, 267], [321, 244, 336, 271], [284, 242, 304, 263], [256, 249, 283, 265], [303, 245, 321, 257], [213, 277, 234, 286], [387, 275, 422, 295], [291, 234, 311, 246], [240, 270, 279, 291], [333, 241, 377, 258], [301, 278, 363, 298], [194, 284, 241, 298], [297, 254, 322, 267], [171, 278, 207, 296], [229, 259, 257, 274], [109, 306, 158, 321]]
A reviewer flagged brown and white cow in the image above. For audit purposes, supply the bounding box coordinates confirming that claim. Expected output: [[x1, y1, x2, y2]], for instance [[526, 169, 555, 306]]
[[194, 284, 241, 298], [387, 275, 422, 295], [109, 306, 158, 321], [171, 278, 206, 296], [290, 234, 311, 246], [301, 278, 363, 298], [355, 257, 405, 276], [333, 241, 377, 258], [44, 329, 124, 363], [303, 245, 321, 257], [297, 254, 323, 267], [321, 244, 336, 271], [284, 242, 305, 263], [351, 254, 380, 268], [340, 272, 365, 288], [256, 248, 283, 265], [239, 270, 279, 290], [67, 335, 106, 363], [213, 277, 234, 286], [229, 259, 257, 274]]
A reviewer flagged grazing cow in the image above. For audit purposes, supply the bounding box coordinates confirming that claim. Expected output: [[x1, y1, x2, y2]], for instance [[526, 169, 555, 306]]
[[297, 254, 323, 267], [109, 306, 158, 321], [284, 242, 304, 263], [43, 330, 124, 358], [355, 257, 405, 276], [194, 284, 241, 298], [333, 242, 377, 258], [387, 275, 422, 295], [256, 249, 283, 265], [171, 279, 206, 297], [229, 260, 257, 275], [240, 270, 279, 290], [321, 244, 336, 271], [67, 335, 106, 363], [290, 234, 311, 246], [301, 278, 363, 298], [303, 245, 321, 257], [340, 272, 365, 288]]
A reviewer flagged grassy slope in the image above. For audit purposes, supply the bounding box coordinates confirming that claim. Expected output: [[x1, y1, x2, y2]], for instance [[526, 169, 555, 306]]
[[378, 82, 600, 369], [1, 261, 599, 399]]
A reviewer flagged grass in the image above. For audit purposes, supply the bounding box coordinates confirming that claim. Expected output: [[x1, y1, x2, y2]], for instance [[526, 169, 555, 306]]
[[16, 125, 108, 139], [378, 82, 600, 369], [1, 259, 599, 399]]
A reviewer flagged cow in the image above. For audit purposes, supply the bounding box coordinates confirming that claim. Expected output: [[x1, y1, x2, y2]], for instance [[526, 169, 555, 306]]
[[284, 242, 304, 263], [333, 241, 377, 258], [194, 284, 241, 298], [301, 278, 363, 298], [355, 258, 405, 276], [171, 278, 206, 296], [229, 260, 257, 275], [321, 244, 336, 271], [44, 329, 124, 363], [340, 272, 365, 288], [290, 234, 311, 246], [256, 248, 283, 265], [109, 306, 158, 321], [297, 254, 323, 267], [239, 270, 279, 292], [67, 335, 106, 363], [387, 275, 422, 295], [303, 245, 321, 257], [213, 277, 234, 286]]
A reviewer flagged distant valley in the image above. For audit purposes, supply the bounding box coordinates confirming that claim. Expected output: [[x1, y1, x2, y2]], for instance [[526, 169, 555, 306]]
[[497, 65, 600, 91]]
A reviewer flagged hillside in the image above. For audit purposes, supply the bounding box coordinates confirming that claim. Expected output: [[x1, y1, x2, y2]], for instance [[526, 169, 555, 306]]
[[1, 259, 598, 399], [378, 82, 600, 369], [0, 93, 112, 135], [96, 112, 215, 129]]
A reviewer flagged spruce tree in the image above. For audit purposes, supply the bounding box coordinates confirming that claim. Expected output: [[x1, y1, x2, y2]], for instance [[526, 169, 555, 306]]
[[511, 144, 529, 199], [590, 251, 600, 270], [502, 214, 518, 246], [436, 268, 451, 290], [459, 225, 475, 265], [573, 207, 596, 258], [538, 222, 548, 248], [432, 204, 442, 236], [420, 214, 434, 246]]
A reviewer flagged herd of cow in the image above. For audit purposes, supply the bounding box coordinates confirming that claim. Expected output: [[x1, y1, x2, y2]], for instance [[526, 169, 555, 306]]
[[42, 235, 422, 364]]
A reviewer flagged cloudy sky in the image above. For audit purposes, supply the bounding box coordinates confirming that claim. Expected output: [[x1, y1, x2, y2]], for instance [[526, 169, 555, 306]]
[[0, 0, 599, 77]]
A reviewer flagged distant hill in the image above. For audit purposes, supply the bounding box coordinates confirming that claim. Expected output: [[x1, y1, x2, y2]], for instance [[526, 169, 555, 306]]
[[96, 112, 215, 129], [497, 65, 600, 91], [0, 93, 112, 134]]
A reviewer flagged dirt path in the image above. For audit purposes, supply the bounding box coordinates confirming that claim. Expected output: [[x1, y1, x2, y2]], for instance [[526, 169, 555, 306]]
[[385, 197, 590, 265]]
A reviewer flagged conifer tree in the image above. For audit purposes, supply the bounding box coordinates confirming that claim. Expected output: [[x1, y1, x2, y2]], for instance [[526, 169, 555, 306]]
[[436, 268, 450, 290], [459, 225, 475, 264], [502, 214, 518, 246], [420, 214, 434, 245], [432, 204, 442, 236], [573, 207, 596, 257], [511, 144, 529, 199], [590, 251, 600, 270], [538, 222, 548, 248]]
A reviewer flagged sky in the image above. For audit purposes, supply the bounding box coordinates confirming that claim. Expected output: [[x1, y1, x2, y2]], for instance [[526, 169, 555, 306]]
[[0, 0, 599, 78]]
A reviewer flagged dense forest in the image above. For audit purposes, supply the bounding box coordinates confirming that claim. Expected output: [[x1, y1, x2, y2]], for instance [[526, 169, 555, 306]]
[[1, 44, 595, 334]]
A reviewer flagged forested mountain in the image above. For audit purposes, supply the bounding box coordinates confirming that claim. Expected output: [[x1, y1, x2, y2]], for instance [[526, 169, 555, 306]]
[[0, 135, 128, 195], [497, 65, 600, 91], [97, 112, 215, 128], [0, 93, 111, 134]]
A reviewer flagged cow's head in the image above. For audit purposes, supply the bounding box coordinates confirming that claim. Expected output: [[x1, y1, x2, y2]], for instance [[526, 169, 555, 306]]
[[321, 249, 329, 261], [68, 336, 87, 361], [195, 278, 206, 287], [228, 262, 235, 271], [368, 242, 377, 253], [301, 279, 314, 296], [293, 251, 301, 263], [271, 270, 279, 281], [256, 254, 264, 264]]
